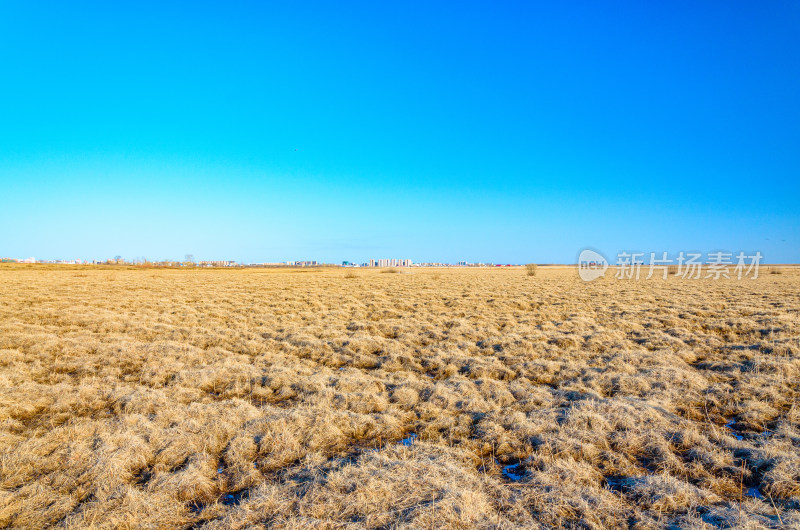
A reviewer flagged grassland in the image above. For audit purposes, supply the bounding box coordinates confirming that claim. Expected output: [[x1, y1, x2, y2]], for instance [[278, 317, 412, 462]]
[[0, 265, 798, 528]]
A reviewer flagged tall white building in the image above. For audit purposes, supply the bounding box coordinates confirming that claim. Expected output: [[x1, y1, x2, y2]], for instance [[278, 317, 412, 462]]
[[371, 258, 412, 267]]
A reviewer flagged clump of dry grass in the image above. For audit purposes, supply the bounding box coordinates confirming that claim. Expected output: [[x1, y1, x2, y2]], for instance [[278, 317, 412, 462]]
[[343, 271, 358, 279], [380, 267, 400, 273], [525, 263, 537, 276], [0, 265, 798, 528]]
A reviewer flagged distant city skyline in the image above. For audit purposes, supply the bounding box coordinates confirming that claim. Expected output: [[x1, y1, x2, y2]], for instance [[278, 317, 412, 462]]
[[1, 2, 798, 263], [2, 251, 795, 267]]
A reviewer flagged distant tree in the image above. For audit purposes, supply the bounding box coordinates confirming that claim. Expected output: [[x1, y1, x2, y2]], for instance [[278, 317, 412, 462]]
[[184, 254, 195, 267], [114, 255, 122, 264]]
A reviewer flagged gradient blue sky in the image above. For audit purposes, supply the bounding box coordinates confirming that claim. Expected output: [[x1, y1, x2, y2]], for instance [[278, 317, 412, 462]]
[[1, 1, 798, 263]]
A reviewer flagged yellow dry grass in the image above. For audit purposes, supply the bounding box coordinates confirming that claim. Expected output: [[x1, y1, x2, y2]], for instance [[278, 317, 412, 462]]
[[0, 265, 798, 528]]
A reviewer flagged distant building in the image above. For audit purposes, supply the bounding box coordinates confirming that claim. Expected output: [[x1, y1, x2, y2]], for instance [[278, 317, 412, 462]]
[[292, 261, 318, 267], [198, 261, 238, 267], [369, 258, 412, 267]]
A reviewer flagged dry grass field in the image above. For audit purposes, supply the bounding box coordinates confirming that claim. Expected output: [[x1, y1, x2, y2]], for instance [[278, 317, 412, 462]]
[[1, 265, 798, 529]]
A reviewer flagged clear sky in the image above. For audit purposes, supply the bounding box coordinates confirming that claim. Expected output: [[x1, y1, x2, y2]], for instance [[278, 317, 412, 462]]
[[1, 1, 798, 264]]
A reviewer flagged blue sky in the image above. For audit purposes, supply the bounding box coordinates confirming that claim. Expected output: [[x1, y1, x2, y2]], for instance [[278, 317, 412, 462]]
[[1, 1, 798, 263]]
